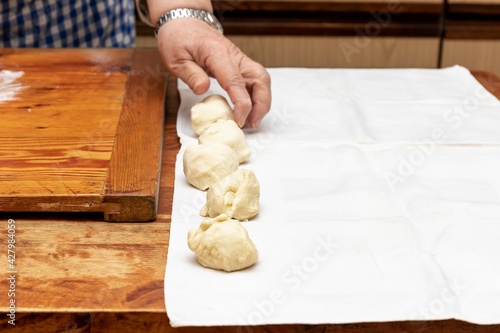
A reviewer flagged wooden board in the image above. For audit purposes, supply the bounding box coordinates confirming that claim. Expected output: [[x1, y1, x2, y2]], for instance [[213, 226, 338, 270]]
[[0, 49, 166, 221]]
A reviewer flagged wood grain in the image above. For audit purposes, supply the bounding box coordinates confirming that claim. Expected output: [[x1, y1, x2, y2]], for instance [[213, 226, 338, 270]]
[[442, 40, 500, 75], [0, 138, 113, 181], [212, 0, 441, 37], [444, 21, 500, 39], [0, 49, 128, 215], [0, 49, 166, 221], [449, 0, 500, 4], [3, 313, 500, 333], [447, 4, 500, 15], [137, 0, 443, 37], [135, 0, 499, 74], [0, 313, 91, 332], [227, 36, 440, 68], [445, 0, 500, 39], [471, 70, 500, 96], [212, 0, 442, 11], [0, 72, 499, 332], [103, 50, 167, 222], [0, 214, 169, 312]]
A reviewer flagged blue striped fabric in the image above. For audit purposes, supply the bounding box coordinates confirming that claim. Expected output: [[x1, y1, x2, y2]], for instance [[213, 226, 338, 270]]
[[0, 0, 136, 47]]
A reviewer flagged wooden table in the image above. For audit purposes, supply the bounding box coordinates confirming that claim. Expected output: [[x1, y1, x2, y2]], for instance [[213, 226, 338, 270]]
[[1, 51, 500, 332]]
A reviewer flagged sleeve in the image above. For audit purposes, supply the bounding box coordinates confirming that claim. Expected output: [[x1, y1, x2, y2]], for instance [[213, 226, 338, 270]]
[[135, 0, 153, 27]]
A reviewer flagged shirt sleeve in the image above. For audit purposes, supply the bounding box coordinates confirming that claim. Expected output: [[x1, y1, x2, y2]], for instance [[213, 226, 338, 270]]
[[135, 0, 153, 27]]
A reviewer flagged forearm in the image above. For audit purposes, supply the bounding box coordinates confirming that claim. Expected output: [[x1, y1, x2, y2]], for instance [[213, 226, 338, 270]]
[[146, 0, 214, 26]]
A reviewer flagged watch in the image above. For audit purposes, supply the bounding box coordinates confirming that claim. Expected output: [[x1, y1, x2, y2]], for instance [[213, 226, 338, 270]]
[[154, 8, 224, 38]]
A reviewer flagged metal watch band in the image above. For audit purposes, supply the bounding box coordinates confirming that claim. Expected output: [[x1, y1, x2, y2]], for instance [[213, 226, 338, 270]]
[[154, 8, 224, 38]]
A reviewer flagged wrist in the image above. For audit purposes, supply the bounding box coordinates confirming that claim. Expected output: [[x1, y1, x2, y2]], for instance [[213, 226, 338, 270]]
[[146, 0, 213, 27], [154, 9, 223, 38]]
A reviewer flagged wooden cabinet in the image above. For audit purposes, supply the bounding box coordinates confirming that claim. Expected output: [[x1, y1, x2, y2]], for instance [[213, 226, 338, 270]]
[[136, 0, 500, 73], [441, 0, 500, 74], [227, 36, 440, 68], [442, 40, 500, 74], [213, 0, 442, 67]]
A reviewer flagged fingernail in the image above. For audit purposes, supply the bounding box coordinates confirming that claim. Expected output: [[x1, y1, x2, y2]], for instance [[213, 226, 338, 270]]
[[192, 79, 204, 94], [237, 118, 245, 128], [193, 83, 200, 94]]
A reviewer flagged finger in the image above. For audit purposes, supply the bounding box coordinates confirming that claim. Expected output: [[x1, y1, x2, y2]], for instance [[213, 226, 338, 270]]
[[169, 61, 211, 95], [206, 50, 253, 127], [246, 69, 272, 128], [218, 72, 252, 128], [230, 89, 253, 128]]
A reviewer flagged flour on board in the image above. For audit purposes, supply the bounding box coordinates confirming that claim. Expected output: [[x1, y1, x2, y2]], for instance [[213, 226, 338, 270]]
[[0, 70, 25, 104]]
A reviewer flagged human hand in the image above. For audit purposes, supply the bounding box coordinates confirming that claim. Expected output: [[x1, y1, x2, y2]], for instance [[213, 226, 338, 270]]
[[154, 17, 271, 128]]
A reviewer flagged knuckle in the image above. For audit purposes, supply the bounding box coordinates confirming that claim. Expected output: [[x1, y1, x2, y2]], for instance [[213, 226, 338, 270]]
[[257, 69, 271, 85]]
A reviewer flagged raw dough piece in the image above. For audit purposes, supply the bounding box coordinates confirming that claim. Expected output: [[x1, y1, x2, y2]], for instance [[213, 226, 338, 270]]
[[199, 119, 251, 163], [183, 143, 239, 190], [191, 94, 234, 135], [188, 214, 259, 272], [201, 169, 260, 221]]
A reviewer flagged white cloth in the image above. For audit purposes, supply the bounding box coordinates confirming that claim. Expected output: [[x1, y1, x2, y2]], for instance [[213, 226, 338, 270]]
[[165, 66, 500, 327]]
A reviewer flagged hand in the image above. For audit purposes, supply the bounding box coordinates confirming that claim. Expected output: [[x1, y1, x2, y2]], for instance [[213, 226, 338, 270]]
[[155, 18, 271, 128]]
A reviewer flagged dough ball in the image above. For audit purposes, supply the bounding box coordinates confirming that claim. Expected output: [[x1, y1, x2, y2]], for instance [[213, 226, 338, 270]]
[[199, 119, 251, 163], [201, 169, 260, 221], [191, 94, 234, 136], [188, 214, 259, 272], [183, 143, 239, 190]]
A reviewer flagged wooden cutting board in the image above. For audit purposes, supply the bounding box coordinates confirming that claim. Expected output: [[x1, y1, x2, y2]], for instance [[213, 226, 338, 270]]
[[0, 48, 166, 222]]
